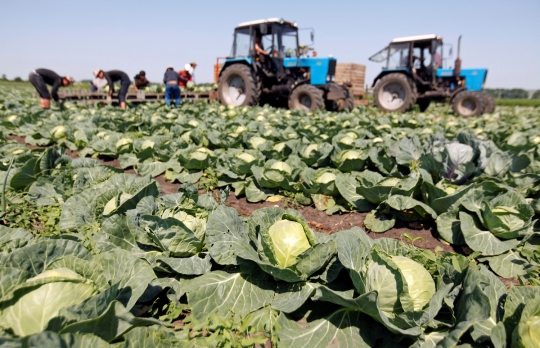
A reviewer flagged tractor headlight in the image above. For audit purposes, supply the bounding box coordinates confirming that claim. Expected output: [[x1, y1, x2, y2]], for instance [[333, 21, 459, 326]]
[[331, 76, 335, 82], [326, 76, 330, 82]]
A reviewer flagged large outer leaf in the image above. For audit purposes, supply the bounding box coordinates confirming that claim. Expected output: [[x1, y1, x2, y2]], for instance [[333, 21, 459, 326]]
[[436, 210, 465, 245], [271, 282, 319, 313], [334, 227, 372, 293], [59, 300, 160, 342], [385, 195, 437, 221], [141, 215, 202, 257], [0, 267, 32, 299], [335, 173, 374, 211], [481, 250, 527, 278], [6, 239, 90, 276], [185, 270, 274, 321], [156, 254, 211, 276], [95, 250, 156, 310], [276, 309, 382, 348], [459, 212, 520, 256], [206, 205, 258, 265]]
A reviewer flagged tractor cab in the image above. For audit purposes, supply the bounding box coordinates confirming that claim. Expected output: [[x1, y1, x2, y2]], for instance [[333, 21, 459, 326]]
[[230, 18, 300, 79], [369, 34, 494, 116], [370, 35, 444, 93], [218, 18, 354, 111]]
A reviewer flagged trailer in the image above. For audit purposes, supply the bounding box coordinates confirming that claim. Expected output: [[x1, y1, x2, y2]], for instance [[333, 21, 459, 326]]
[[58, 90, 219, 104]]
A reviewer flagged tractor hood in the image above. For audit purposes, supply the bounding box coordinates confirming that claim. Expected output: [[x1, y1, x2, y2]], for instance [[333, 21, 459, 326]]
[[436, 68, 488, 91]]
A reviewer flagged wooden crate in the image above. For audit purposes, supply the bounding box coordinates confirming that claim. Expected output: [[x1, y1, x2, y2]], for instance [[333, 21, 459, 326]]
[[335, 63, 366, 98]]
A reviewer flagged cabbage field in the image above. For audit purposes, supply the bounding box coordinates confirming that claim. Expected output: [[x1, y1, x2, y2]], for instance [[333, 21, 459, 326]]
[[0, 86, 539, 347]]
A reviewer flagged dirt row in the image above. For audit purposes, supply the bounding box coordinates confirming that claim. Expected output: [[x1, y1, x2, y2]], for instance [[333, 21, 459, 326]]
[[8, 135, 457, 254]]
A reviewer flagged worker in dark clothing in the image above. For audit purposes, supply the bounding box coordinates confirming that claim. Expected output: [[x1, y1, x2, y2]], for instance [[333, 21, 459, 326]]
[[163, 66, 181, 106], [28, 69, 75, 109], [93, 69, 131, 109], [134, 71, 150, 90]]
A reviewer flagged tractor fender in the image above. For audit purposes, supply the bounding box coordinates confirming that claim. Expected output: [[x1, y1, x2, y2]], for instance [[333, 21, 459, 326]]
[[219, 59, 253, 78], [371, 70, 411, 87], [449, 86, 467, 103]]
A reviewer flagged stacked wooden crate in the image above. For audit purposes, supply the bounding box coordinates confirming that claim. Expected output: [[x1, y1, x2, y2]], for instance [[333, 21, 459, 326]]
[[335, 63, 366, 99]]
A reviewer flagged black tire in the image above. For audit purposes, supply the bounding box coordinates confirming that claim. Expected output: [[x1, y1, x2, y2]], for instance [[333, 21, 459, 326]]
[[218, 64, 259, 106], [288, 85, 324, 111], [480, 92, 496, 114], [373, 73, 416, 112], [337, 90, 355, 112], [452, 91, 486, 117], [417, 99, 431, 112]]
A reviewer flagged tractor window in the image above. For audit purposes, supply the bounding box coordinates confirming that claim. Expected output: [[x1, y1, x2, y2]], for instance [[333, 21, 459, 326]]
[[388, 43, 410, 69], [281, 32, 297, 58], [261, 33, 275, 56], [234, 31, 251, 57]]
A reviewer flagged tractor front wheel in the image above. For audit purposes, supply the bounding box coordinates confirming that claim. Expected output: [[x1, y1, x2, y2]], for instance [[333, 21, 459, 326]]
[[288, 85, 324, 111], [452, 91, 486, 117], [373, 73, 416, 112], [480, 92, 496, 114], [336, 90, 355, 112], [218, 64, 259, 106]]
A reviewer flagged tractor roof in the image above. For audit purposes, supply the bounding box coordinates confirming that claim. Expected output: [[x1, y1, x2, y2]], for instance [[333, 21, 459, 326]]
[[391, 34, 442, 43], [236, 18, 297, 29]]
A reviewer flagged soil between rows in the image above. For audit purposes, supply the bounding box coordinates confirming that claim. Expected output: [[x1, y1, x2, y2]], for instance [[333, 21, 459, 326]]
[[8, 135, 458, 254]]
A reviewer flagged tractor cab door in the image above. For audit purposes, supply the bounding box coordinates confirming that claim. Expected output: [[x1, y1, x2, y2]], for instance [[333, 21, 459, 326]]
[[252, 24, 281, 77], [411, 40, 443, 86]]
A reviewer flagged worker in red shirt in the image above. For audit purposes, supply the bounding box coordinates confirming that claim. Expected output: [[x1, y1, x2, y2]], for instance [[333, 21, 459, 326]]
[[178, 64, 193, 88]]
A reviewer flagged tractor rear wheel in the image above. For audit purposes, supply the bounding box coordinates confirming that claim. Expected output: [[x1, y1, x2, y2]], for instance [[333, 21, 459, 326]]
[[288, 85, 324, 111], [480, 92, 496, 114], [218, 64, 259, 106], [452, 91, 485, 117], [373, 73, 416, 112]]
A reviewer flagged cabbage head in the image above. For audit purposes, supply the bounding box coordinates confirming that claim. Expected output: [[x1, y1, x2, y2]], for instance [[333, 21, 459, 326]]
[[365, 252, 435, 318], [116, 137, 133, 154], [270, 161, 292, 175], [331, 149, 367, 172], [268, 219, 311, 268], [514, 297, 540, 348], [51, 125, 66, 140], [0, 268, 97, 337]]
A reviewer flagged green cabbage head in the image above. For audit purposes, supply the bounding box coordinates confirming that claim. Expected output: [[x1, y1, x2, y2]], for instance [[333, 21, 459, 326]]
[[514, 297, 540, 348], [268, 219, 311, 268], [366, 253, 435, 318]]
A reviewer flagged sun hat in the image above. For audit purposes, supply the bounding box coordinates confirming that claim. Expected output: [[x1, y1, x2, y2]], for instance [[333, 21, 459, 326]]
[[93, 69, 102, 77], [65, 76, 75, 84]]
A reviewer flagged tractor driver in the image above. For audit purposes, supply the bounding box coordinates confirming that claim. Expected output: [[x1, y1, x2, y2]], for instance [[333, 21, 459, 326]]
[[430, 45, 442, 70], [254, 34, 276, 74]]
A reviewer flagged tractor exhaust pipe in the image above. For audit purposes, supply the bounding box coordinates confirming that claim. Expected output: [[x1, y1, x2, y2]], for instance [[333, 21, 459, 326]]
[[454, 35, 462, 76]]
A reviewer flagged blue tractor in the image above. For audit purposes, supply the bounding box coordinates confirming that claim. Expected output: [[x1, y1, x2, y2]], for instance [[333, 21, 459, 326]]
[[370, 35, 495, 116], [217, 18, 354, 111]]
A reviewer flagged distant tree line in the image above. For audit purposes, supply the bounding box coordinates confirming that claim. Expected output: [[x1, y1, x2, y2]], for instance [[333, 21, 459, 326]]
[[485, 88, 540, 99], [1, 74, 24, 82]]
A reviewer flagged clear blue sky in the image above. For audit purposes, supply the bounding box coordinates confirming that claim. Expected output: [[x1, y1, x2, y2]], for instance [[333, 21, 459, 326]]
[[1, 0, 539, 89]]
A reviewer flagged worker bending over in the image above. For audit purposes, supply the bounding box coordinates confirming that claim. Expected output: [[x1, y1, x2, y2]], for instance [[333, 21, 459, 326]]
[[134, 71, 150, 90], [163, 66, 181, 106], [28, 69, 75, 109], [93, 69, 131, 109]]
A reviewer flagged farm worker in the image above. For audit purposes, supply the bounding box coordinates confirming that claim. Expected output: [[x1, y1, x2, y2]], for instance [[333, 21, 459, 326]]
[[163, 66, 181, 106], [90, 72, 107, 92], [178, 64, 193, 88], [189, 62, 197, 83], [28, 69, 75, 109], [134, 71, 150, 90], [94, 69, 131, 110]]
